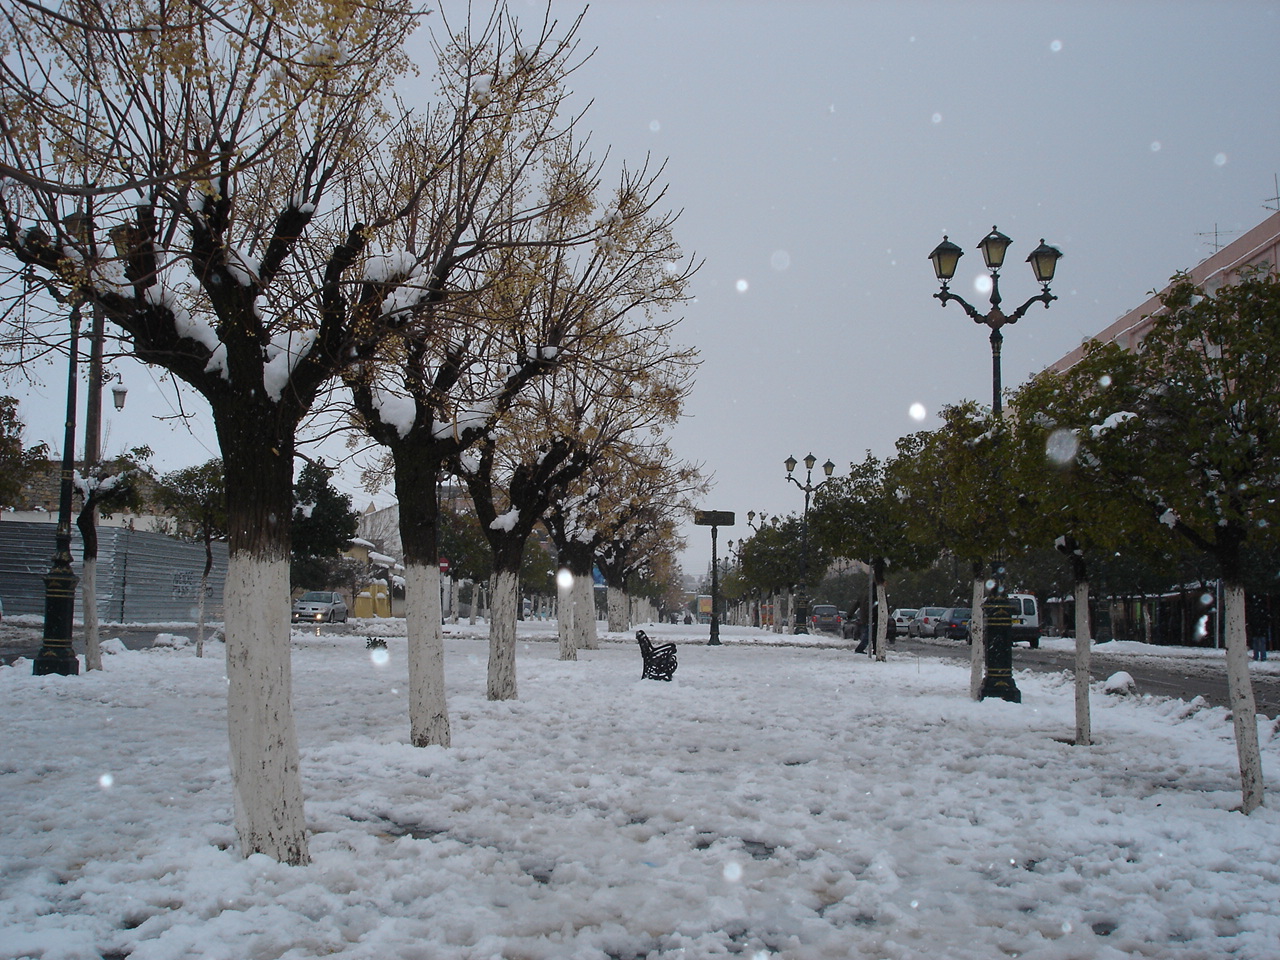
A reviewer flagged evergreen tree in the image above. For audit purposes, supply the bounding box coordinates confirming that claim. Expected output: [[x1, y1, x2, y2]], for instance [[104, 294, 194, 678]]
[[291, 460, 358, 590], [0, 397, 47, 508]]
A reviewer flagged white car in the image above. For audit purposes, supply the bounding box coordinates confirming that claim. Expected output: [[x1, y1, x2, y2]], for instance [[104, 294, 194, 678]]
[[890, 608, 918, 632]]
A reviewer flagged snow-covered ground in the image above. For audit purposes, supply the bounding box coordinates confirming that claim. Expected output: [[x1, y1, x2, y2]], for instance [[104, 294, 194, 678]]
[[3, 618, 1279, 960]]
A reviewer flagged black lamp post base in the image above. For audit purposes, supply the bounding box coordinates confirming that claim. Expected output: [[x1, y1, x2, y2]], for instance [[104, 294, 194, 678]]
[[33, 641, 80, 676], [979, 669, 1021, 703], [979, 595, 1021, 703]]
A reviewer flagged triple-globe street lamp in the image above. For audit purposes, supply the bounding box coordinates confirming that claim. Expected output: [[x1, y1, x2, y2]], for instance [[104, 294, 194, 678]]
[[784, 453, 835, 635], [927, 226, 1062, 701]]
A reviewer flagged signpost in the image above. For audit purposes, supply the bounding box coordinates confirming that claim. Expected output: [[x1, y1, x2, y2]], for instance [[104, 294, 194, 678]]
[[693, 510, 735, 645]]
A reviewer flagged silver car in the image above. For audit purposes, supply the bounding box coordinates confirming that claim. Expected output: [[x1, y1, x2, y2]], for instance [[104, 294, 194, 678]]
[[291, 590, 349, 623], [907, 606, 948, 638]]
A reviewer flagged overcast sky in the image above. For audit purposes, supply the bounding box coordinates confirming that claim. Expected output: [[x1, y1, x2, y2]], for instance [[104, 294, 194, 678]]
[[8, 1, 1280, 580]]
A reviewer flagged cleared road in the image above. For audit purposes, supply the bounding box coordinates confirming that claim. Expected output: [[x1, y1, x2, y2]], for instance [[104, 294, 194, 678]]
[[893, 636, 1280, 718]]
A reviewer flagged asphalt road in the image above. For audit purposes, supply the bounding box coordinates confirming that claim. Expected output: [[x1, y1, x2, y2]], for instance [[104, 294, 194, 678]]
[[891, 636, 1280, 719]]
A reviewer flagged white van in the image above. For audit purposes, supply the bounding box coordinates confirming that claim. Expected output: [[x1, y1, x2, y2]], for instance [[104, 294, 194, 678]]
[[1008, 593, 1041, 648]]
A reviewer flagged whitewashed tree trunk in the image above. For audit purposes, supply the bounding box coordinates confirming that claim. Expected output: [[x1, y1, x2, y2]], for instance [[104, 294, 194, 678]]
[[196, 570, 208, 659], [607, 585, 628, 632], [1224, 583, 1264, 813], [225, 554, 308, 864], [82, 558, 102, 671], [576, 577, 598, 650], [557, 574, 576, 660], [1073, 580, 1092, 746], [469, 582, 479, 625], [1144, 599, 1154, 644], [406, 562, 450, 747], [874, 581, 889, 662], [489, 569, 520, 699], [969, 576, 986, 701], [449, 578, 460, 624]]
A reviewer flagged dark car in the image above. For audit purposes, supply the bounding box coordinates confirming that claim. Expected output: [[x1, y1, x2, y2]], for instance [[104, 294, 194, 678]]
[[936, 607, 972, 640], [810, 604, 843, 634], [291, 590, 350, 623]]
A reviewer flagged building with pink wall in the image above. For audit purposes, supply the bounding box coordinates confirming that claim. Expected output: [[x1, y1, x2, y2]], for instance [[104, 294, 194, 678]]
[[1050, 211, 1280, 372]]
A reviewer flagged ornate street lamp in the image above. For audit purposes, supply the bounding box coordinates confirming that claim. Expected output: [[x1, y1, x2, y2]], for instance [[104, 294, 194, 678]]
[[928, 226, 1062, 415], [785, 453, 835, 634], [33, 304, 84, 676], [928, 226, 1062, 701]]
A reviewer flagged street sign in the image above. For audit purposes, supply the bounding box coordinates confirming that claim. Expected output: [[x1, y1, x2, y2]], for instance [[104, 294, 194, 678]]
[[439, 558, 450, 574], [693, 510, 735, 526]]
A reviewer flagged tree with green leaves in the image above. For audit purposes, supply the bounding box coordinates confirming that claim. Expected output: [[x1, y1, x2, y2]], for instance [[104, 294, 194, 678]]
[[893, 403, 1013, 694], [156, 458, 227, 658], [1010, 362, 1170, 744], [810, 451, 931, 660], [1061, 270, 1280, 813], [291, 460, 358, 591], [0, 397, 47, 507], [739, 515, 811, 633]]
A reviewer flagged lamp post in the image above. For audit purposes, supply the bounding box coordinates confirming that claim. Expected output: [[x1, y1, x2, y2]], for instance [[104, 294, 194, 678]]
[[694, 510, 734, 645], [33, 304, 84, 676], [784, 453, 834, 635], [928, 226, 1062, 702]]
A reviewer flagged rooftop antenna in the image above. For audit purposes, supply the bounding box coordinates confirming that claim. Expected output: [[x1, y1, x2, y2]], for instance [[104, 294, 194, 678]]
[[1264, 173, 1280, 213], [1196, 223, 1242, 253]]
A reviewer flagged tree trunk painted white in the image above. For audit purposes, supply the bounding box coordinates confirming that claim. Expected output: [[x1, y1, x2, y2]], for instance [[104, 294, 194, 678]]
[[874, 581, 889, 662], [557, 574, 576, 660], [1073, 580, 1092, 747], [1144, 599, 1154, 644], [449, 577, 460, 624], [406, 561, 450, 747], [488, 569, 520, 699], [969, 576, 986, 701], [82, 557, 102, 671], [575, 577, 598, 650], [224, 554, 308, 865], [1223, 582, 1264, 813], [469, 582, 479, 625], [607, 585, 628, 632], [196, 570, 208, 659]]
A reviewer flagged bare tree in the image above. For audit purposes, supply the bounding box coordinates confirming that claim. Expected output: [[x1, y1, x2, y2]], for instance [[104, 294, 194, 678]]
[[0, 0, 468, 864]]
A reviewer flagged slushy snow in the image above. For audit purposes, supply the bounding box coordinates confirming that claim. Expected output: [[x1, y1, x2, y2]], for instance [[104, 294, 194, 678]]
[[2, 620, 1278, 959]]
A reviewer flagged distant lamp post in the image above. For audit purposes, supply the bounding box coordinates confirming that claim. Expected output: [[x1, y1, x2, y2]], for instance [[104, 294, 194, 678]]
[[785, 453, 835, 634], [928, 226, 1061, 701], [694, 510, 735, 645]]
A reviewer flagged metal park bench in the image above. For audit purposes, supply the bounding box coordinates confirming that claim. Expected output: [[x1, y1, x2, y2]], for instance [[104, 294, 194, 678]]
[[636, 630, 677, 681]]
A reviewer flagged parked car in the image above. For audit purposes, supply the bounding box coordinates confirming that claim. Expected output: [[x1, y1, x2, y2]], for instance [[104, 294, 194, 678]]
[[810, 604, 843, 634], [291, 590, 349, 623], [890, 608, 918, 633], [907, 606, 948, 637], [936, 607, 972, 640]]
